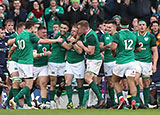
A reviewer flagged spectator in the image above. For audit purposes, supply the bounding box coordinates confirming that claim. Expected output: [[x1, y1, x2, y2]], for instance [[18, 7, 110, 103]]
[[150, 21, 160, 46], [66, 0, 85, 27], [27, 1, 44, 25], [130, 18, 138, 32], [102, 0, 119, 20], [8, 0, 27, 27], [44, 0, 64, 34], [147, 15, 159, 32], [0, 5, 7, 27], [88, 0, 104, 30]]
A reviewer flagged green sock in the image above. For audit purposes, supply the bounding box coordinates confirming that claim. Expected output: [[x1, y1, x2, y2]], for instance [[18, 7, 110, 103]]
[[78, 87, 84, 105], [41, 98, 47, 104], [97, 84, 102, 97], [12, 88, 19, 97], [108, 87, 116, 105], [24, 98, 27, 104], [143, 87, 150, 105], [50, 90, 56, 101], [136, 85, 141, 103], [25, 88, 32, 107], [132, 96, 136, 102], [117, 92, 123, 104], [66, 85, 72, 103], [14, 86, 30, 104], [89, 81, 103, 101], [5, 86, 13, 105]]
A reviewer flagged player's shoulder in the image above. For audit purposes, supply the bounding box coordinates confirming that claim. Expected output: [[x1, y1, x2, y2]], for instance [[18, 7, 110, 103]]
[[147, 31, 155, 38]]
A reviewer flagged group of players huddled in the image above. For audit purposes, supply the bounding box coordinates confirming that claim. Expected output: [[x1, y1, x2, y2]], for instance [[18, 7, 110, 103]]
[[0, 16, 158, 110]]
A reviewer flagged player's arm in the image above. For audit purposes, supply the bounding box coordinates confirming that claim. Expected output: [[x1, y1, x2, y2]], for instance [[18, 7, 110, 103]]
[[8, 38, 16, 46], [110, 42, 117, 57], [73, 42, 83, 54], [152, 46, 158, 73], [77, 41, 95, 55], [110, 33, 119, 57], [8, 45, 17, 60], [99, 42, 111, 52], [33, 50, 51, 58], [151, 35, 158, 73], [38, 37, 63, 44], [134, 38, 141, 52], [61, 41, 73, 50]]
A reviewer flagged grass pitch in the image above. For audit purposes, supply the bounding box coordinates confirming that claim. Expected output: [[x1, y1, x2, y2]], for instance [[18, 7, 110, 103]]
[[0, 109, 160, 115]]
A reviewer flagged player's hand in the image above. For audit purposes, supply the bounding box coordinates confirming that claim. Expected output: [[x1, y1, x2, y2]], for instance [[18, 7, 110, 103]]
[[29, 13, 34, 19], [152, 65, 157, 73], [8, 54, 11, 60], [67, 35, 72, 41], [77, 41, 84, 49], [56, 37, 63, 43], [44, 51, 52, 57]]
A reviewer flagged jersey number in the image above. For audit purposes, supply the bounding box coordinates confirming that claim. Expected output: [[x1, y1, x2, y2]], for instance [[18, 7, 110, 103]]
[[124, 39, 133, 50], [17, 40, 25, 50]]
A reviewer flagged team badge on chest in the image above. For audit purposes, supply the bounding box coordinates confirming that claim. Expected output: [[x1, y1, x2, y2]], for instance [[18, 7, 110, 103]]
[[42, 47, 47, 52], [144, 37, 148, 41]]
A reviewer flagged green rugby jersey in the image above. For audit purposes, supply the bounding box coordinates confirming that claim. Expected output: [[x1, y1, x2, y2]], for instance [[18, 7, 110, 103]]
[[66, 36, 84, 64], [8, 32, 19, 62], [33, 43, 51, 67], [112, 29, 138, 64], [15, 30, 40, 64], [134, 31, 156, 63], [83, 29, 102, 60], [100, 32, 116, 63], [48, 32, 70, 63], [44, 6, 64, 32]]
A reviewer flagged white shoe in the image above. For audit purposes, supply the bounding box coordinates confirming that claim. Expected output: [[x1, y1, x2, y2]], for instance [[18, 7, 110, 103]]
[[10, 99, 17, 109]]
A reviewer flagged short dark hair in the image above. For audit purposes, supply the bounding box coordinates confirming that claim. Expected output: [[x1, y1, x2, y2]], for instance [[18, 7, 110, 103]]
[[103, 20, 108, 24], [38, 25, 47, 31], [5, 19, 14, 26], [61, 21, 70, 28], [151, 21, 159, 26], [107, 20, 117, 26], [16, 22, 25, 30], [77, 20, 89, 28], [120, 17, 129, 26], [25, 20, 36, 29]]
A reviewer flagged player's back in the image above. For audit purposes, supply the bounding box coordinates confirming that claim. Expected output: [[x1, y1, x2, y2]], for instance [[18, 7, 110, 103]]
[[113, 29, 137, 64], [15, 30, 39, 64]]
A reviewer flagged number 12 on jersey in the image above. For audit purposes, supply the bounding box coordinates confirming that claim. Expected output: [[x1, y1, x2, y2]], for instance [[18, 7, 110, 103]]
[[124, 39, 133, 50]]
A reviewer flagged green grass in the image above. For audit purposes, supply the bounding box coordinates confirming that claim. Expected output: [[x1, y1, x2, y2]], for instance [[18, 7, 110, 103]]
[[0, 109, 160, 115]]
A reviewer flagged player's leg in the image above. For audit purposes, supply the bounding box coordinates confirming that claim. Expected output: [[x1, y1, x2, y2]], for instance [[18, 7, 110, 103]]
[[126, 76, 137, 109], [76, 79, 84, 108], [48, 63, 58, 107], [112, 74, 124, 109], [134, 61, 142, 105], [39, 76, 49, 104], [104, 62, 116, 106], [122, 78, 129, 105], [106, 76, 116, 106], [142, 62, 152, 108], [65, 74, 74, 109], [125, 62, 137, 110], [11, 64, 34, 109]]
